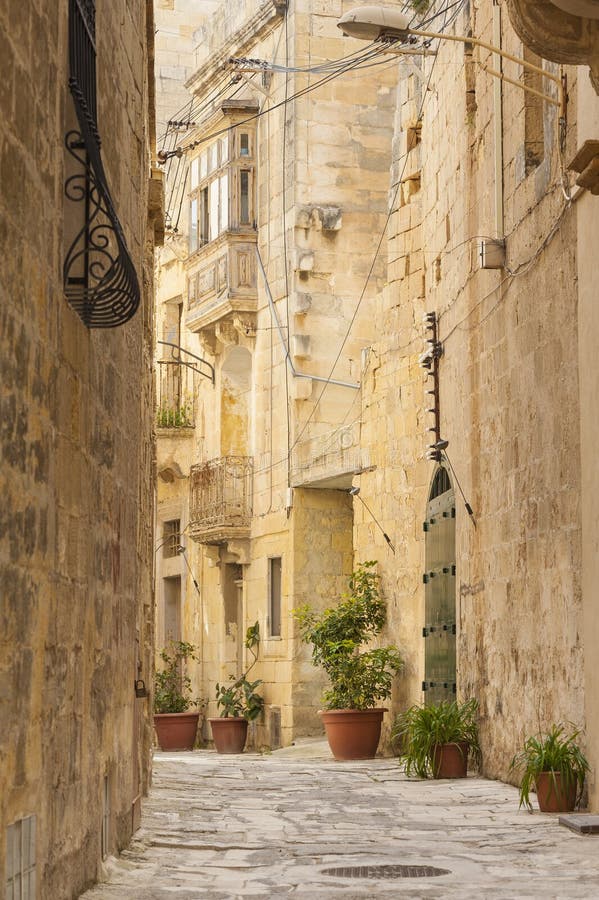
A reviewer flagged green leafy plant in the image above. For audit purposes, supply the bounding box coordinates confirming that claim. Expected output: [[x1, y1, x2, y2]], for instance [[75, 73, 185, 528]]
[[294, 561, 403, 710], [156, 402, 193, 428], [154, 641, 202, 714], [392, 699, 482, 778], [409, 0, 431, 13], [215, 621, 265, 721], [509, 723, 590, 810]]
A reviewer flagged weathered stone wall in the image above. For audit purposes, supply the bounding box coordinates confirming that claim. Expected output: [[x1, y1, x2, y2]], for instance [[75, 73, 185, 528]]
[[0, 1, 156, 895], [289, 489, 354, 740], [573, 73, 599, 809], [359, 0, 584, 776], [154, 0, 397, 748]]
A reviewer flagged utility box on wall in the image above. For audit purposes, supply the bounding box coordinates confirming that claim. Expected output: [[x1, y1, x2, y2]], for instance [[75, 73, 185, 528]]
[[478, 239, 505, 270]]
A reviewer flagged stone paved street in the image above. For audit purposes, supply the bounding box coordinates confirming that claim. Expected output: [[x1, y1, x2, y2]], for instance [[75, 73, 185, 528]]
[[81, 742, 599, 899]]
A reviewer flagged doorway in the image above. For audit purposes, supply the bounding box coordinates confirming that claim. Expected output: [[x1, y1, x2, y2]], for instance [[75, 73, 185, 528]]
[[423, 465, 456, 704]]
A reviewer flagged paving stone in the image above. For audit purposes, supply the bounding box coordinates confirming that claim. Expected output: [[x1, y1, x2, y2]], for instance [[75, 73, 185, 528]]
[[559, 814, 599, 835], [80, 747, 599, 898]]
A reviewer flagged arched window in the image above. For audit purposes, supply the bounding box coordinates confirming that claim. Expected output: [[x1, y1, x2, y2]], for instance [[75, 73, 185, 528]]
[[429, 465, 451, 500]]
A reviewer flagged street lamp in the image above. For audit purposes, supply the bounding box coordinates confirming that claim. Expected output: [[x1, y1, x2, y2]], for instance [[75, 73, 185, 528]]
[[337, 5, 566, 120]]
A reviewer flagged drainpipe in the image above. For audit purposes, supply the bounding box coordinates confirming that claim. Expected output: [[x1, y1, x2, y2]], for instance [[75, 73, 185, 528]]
[[492, 0, 504, 240]]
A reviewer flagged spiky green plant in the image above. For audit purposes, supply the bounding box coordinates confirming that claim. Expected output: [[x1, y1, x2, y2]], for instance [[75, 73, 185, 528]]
[[392, 698, 482, 778], [509, 723, 589, 810], [294, 561, 403, 710]]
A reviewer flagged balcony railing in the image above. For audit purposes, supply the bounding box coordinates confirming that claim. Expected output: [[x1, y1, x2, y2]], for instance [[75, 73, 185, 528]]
[[156, 360, 195, 429], [156, 342, 214, 430], [189, 456, 253, 543]]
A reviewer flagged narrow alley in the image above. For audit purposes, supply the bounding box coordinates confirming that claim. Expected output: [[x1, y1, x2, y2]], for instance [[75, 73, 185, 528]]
[[81, 744, 599, 899]]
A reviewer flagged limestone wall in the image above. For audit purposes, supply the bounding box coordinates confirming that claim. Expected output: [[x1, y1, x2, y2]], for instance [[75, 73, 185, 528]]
[[359, 0, 584, 777], [0, 1, 156, 895], [154, 0, 398, 748], [575, 73, 599, 809]]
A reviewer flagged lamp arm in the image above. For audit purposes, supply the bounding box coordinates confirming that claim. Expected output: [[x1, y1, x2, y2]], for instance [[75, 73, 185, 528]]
[[484, 66, 560, 107], [401, 28, 565, 116], [407, 28, 559, 87]]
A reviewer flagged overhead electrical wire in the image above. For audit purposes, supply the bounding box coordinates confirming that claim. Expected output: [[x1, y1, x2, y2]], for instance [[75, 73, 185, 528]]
[[252, 0, 472, 481], [163, 77, 250, 230], [158, 72, 239, 146], [164, 0, 475, 484], [229, 0, 474, 484], [282, 6, 292, 494], [243, 33, 445, 484], [158, 44, 400, 161], [160, 47, 389, 229], [285, 50, 442, 456]]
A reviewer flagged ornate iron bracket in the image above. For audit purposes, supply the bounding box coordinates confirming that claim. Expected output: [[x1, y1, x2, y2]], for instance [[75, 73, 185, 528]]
[[63, 0, 140, 328], [157, 340, 215, 384]]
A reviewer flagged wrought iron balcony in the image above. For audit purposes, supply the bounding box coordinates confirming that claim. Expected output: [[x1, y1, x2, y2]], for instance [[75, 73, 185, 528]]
[[156, 341, 214, 430], [189, 456, 253, 544], [156, 360, 195, 429], [64, 0, 140, 327]]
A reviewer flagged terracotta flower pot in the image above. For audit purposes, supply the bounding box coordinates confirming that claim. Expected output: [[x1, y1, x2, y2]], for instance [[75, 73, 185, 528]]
[[209, 716, 249, 754], [319, 708, 387, 760], [154, 712, 199, 751], [536, 771, 578, 812], [432, 741, 469, 778]]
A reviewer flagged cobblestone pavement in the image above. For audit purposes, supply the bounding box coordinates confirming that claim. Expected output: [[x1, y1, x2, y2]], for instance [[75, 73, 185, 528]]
[[81, 742, 599, 899]]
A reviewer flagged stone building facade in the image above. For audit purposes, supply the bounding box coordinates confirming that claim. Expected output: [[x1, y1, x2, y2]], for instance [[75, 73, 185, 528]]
[[156, 0, 599, 807], [504, 0, 599, 813], [154, 0, 397, 748], [0, 1, 160, 896], [349, 0, 599, 802]]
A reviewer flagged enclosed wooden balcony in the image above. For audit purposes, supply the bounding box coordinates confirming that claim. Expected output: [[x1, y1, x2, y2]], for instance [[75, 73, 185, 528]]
[[189, 456, 253, 544]]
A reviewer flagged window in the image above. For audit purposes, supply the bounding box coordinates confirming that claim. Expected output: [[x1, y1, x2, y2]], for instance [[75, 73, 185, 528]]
[[240, 171, 251, 225], [63, 0, 139, 326], [429, 467, 451, 501], [190, 157, 199, 190], [188, 126, 255, 253], [269, 557, 282, 637], [200, 187, 209, 245], [189, 198, 198, 252], [162, 519, 181, 558], [163, 575, 182, 643], [523, 47, 545, 175], [6, 816, 36, 900]]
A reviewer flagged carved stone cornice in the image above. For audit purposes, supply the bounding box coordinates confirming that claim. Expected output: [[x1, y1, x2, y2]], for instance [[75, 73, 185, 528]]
[[185, 0, 286, 98], [506, 0, 599, 92]]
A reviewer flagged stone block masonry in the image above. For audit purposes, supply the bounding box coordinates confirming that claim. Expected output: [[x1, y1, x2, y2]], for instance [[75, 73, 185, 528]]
[[0, 1, 157, 896]]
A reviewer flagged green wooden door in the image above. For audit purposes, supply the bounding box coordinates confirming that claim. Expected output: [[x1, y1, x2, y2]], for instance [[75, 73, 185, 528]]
[[423, 466, 456, 705]]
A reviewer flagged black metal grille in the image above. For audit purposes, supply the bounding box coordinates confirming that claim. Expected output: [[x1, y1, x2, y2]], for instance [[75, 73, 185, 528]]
[[322, 864, 451, 879], [64, 0, 140, 328], [69, 0, 98, 140], [429, 465, 451, 500]]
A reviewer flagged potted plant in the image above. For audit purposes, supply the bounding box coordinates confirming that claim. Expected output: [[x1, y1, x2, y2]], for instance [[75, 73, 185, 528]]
[[294, 561, 403, 760], [391, 698, 482, 778], [509, 723, 590, 812], [209, 622, 265, 754], [153, 641, 203, 751]]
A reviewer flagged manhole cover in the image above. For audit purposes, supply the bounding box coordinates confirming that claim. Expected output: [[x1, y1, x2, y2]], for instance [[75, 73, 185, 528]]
[[321, 864, 451, 879]]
